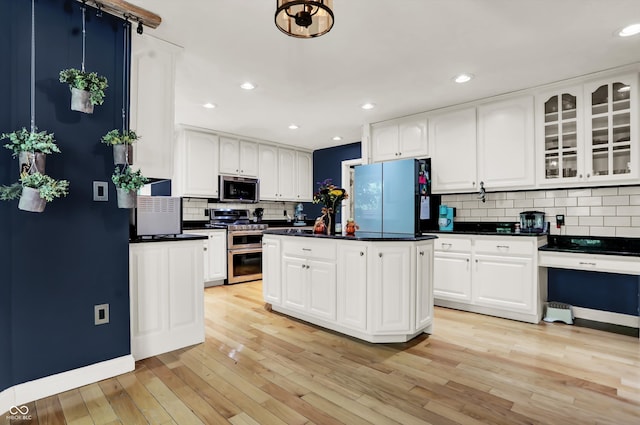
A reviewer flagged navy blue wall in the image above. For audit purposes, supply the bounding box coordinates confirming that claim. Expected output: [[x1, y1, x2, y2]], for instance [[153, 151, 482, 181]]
[[548, 268, 640, 316], [1, 0, 130, 390], [309, 142, 361, 223]]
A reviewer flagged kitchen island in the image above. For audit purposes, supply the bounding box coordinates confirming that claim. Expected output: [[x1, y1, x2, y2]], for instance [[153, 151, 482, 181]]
[[262, 229, 437, 343]]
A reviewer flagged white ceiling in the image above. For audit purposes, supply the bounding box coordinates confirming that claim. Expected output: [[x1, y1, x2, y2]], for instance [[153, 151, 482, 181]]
[[126, 0, 640, 151]]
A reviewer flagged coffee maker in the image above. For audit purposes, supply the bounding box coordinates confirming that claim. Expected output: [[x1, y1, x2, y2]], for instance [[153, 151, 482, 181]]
[[438, 205, 454, 231], [252, 207, 264, 222]]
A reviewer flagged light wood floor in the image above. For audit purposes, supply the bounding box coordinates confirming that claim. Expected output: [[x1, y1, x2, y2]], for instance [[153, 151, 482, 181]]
[[4, 281, 640, 425]]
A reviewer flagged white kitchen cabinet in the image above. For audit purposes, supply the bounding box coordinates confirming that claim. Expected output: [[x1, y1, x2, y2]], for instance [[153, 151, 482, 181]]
[[477, 96, 535, 189], [219, 137, 259, 177], [130, 35, 180, 180], [337, 243, 368, 332], [415, 243, 434, 329], [259, 145, 312, 201], [430, 107, 478, 193], [371, 244, 412, 334], [258, 144, 279, 200], [262, 236, 282, 304], [282, 256, 308, 312], [426, 233, 546, 324], [278, 148, 297, 200], [188, 229, 227, 286], [172, 128, 219, 198], [371, 113, 428, 162], [307, 259, 337, 321], [295, 151, 313, 201], [129, 240, 204, 360]]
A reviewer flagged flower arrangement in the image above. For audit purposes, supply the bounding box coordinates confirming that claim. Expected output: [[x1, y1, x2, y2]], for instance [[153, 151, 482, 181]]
[[312, 178, 348, 214]]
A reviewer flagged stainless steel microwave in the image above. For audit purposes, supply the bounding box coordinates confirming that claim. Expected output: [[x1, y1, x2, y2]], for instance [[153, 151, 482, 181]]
[[219, 175, 259, 203]]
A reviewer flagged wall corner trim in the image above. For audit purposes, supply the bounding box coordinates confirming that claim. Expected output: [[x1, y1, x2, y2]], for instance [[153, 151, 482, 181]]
[[0, 355, 135, 415]]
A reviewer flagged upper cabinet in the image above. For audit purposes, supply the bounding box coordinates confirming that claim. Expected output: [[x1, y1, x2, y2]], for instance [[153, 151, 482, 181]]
[[371, 113, 428, 162], [219, 137, 259, 177], [536, 73, 638, 186], [172, 128, 219, 198], [296, 151, 313, 201], [130, 35, 181, 180], [258, 145, 313, 202]]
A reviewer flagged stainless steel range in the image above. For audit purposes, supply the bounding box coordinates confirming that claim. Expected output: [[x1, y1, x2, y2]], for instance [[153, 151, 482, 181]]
[[208, 209, 267, 284]]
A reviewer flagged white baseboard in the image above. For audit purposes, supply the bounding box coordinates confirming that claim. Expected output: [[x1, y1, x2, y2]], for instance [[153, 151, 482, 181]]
[[572, 306, 640, 329], [0, 355, 134, 415]]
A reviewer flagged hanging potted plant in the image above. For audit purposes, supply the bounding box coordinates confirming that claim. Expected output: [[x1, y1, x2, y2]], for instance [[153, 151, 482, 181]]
[[59, 68, 108, 114], [111, 166, 148, 209], [1, 127, 61, 175], [101, 129, 138, 165], [0, 173, 70, 213]]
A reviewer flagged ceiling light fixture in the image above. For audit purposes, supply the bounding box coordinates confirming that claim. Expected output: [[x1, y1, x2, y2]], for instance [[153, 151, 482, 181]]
[[454, 73, 473, 83], [275, 0, 334, 39], [240, 82, 256, 90], [618, 23, 640, 37], [332, 136, 342, 141], [203, 103, 216, 109], [288, 124, 299, 129], [361, 103, 375, 110]]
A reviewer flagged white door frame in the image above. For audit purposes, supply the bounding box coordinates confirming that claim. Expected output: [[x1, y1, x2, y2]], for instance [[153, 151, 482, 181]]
[[341, 158, 363, 231]]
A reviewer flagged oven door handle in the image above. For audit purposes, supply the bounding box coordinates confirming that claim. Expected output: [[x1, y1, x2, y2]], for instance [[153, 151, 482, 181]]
[[228, 247, 263, 255]]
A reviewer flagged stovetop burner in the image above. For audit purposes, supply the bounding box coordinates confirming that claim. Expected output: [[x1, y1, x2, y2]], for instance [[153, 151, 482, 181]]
[[207, 208, 267, 231]]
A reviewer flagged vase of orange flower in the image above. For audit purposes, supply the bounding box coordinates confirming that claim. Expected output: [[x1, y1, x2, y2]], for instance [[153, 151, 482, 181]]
[[313, 179, 348, 235]]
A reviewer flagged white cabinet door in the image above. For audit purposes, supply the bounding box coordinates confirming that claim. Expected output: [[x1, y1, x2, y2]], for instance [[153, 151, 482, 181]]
[[130, 35, 179, 180], [175, 130, 219, 198], [189, 229, 226, 283], [278, 148, 297, 200], [371, 245, 412, 334], [433, 252, 472, 302], [219, 136, 240, 175], [473, 254, 534, 314], [282, 256, 307, 312], [398, 114, 428, 159], [262, 237, 281, 305], [308, 259, 337, 321], [167, 243, 203, 330], [258, 144, 279, 200], [478, 96, 535, 190], [239, 140, 259, 177], [296, 151, 313, 201], [415, 243, 433, 330], [430, 107, 478, 193], [337, 243, 368, 332], [371, 123, 399, 162]]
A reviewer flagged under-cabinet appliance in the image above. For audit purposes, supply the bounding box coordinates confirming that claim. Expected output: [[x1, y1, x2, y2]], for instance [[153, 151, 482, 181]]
[[133, 195, 182, 237], [438, 205, 454, 231], [519, 211, 546, 233], [208, 208, 267, 284], [354, 158, 440, 235], [219, 175, 259, 203]]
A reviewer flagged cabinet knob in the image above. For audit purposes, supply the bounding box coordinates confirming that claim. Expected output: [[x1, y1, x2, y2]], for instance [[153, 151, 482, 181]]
[[262, 242, 266, 246], [466, 258, 469, 262], [360, 251, 364, 256], [204, 247, 207, 251], [472, 181, 476, 186], [475, 259, 478, 263], [236, 169, 239, 172], [378, 253, 382, 258], [419, 251, 424, 256], [587, 173, 591, 178], [579, 174, 583, 178]]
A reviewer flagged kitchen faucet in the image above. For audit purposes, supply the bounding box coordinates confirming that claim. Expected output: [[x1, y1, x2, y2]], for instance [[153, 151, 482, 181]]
[[478, 181, 486, 203]]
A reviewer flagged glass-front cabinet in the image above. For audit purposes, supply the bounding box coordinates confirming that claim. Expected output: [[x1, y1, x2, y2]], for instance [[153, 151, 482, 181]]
[[537, 87, 583, 184], [584, 74, 638, 181]]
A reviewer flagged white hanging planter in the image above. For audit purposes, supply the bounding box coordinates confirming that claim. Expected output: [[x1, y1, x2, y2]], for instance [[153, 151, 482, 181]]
[[113, 144, 133, 165], [18, 187, 46, 213], [116, 188, 136, 209], [18, 151, 46, 174], [70, 87, 94, 114]]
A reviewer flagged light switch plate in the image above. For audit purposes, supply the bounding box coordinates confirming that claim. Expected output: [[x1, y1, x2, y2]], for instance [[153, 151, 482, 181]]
[[93, 181, 108, 201], [94, 304, 109, 325]]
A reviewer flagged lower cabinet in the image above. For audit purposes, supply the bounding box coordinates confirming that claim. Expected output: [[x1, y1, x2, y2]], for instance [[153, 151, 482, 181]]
[[189, 229, 227, 286], [427, 234, 546, 323], [129, 240, 204, 360], [264, 235, 435, 343]]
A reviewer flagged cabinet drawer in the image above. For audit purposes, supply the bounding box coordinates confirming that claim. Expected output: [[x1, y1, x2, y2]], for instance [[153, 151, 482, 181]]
[[474, 238, 534, 256], [282, 239, 336, 260], [433, 237, 472, 252]]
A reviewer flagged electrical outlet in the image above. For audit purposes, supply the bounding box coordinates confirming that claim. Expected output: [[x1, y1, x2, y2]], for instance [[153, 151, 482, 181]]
[[283, 209, 287, 217], [94, 304, 109, 325], [556, 214, 565, 228], [93, 181, 108, 201]]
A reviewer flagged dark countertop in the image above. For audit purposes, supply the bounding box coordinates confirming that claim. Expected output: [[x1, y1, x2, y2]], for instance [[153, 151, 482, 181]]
[[539, 235, 640, 257], [130, 233, 208, 244], [264, 228, 438, 241], [423, 221, 547, 237], [182, 220, 313, 230]]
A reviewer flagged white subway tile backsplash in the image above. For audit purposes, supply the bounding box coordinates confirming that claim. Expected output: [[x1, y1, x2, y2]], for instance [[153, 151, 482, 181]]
[[604, 216, 631, 227], [533, 198, 555, 208], [616, 227, 640, 237], [617, 205, 640, 216], [514, 199, 534, 208], [489, 192, 507, 200], [592, 187, 618, 196], [487, 209, 506, 217], [567, 189, 592, 197], [630, 195, 640, 205], [564, 226, 590, 236], [507, 192, 526, 200], [566, 206, 591, 216], [463, 200, 480, 209], [495, 199, 514, 208], [526, 191, 546, 199], [590, 227, 615, 237], [619, 186, 640, 195], [577, 196, 602, 206], [554, 197, 577, 207], [589, 206, 616, 216], [565, 216, 579, 226], [578, 216, 603, 227], [602, 195, 629, 206], [546, 190, 568, 198]]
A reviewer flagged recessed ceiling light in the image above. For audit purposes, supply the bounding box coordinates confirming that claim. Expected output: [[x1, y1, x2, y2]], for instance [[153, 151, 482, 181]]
[[203, 103, 216, 109], [361, 103, 375, 110], [240, 82, 256, 90], [618, 23, 640, 37], [454, 73, 473, 83], [288, 124, 299, 130], [332, 136, 343, 141]]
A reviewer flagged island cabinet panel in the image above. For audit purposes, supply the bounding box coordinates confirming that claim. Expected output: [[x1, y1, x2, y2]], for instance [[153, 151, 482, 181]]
[[130, 240, 204, 361], [337, 243, 368, 332], [371, 245, 413, 334], [263, 234, 435, 343]]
